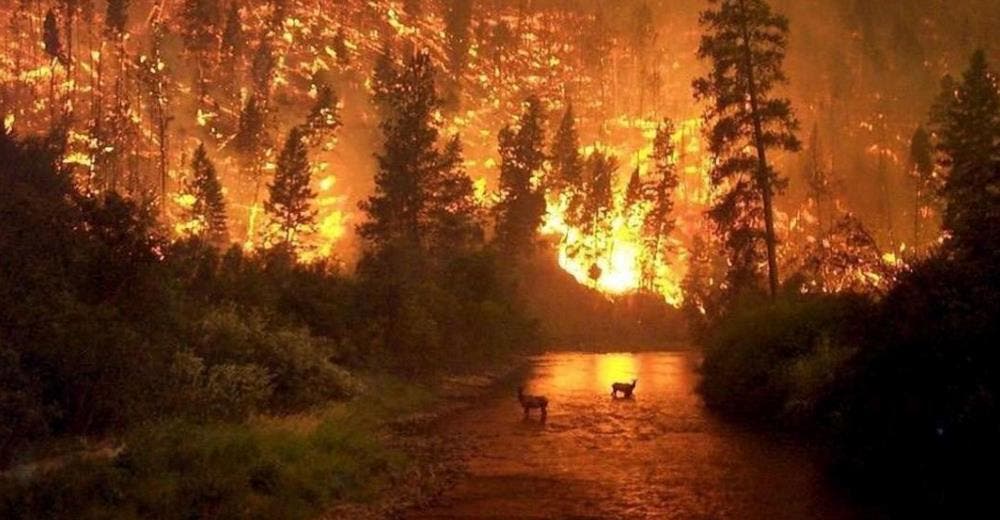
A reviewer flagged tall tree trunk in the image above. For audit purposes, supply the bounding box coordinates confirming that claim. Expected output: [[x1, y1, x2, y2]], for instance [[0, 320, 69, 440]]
[[739, 6, 779, 298]]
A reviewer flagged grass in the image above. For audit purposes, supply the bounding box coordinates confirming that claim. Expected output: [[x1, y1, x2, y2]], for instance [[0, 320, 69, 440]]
[[0, 375, 440, 520]]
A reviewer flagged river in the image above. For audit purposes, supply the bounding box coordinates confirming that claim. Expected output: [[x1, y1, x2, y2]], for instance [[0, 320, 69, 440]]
[[407, 351, 863, 519]]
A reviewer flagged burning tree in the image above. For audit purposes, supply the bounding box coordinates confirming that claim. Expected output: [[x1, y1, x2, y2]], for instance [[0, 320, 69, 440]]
[[694, 0, 801, 297], [795, 214, 897, 295]]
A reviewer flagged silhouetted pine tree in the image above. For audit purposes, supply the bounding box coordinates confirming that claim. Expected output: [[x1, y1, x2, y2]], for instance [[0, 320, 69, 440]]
[[361, 49, 482, 258], [220, 3, 242, 55], [494, 96, 547, 256], [581, 149, 616, 238], [804, 123, 832, 235], [266, 127, 315, 247], [331, 27, 350, 67], [139, 19, 170, 208], [693, 0, 801, 297], [187, 143, 229, 247], [933, 50, 1000, 257], [235, 94, 270, 209], [181, 0, 220, 98], [643, 119, 679, 276], [550, 102, 583, 190], [251, 40, 275, 95], [104, 0, 128, 37], [908, 126, 937, 250], [443, 0, 474, 108], [625, 165, 644, 211], [630, 1, 656, 115], [427, 136, 483, 255], [43, 9, 65, 124], [181, 0, 220, 52], [304, 85, 341, 148]]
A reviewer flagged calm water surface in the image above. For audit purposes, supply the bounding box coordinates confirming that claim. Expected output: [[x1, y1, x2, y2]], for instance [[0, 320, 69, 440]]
[[408, 351, 862, 519]]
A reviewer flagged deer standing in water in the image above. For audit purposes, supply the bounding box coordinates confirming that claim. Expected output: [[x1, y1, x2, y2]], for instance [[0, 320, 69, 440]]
[[517, 386, 548, 420], [611, 379, 637, 398]]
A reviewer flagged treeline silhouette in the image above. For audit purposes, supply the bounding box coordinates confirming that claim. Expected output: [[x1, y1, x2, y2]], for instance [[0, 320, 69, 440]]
[[697, 49, 1000, 513]]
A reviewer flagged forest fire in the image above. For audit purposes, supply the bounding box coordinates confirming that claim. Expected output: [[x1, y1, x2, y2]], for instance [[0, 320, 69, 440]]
[[0, 0, 953, 308], [0, 0, 724, 304], [2, 1, 999, 518]]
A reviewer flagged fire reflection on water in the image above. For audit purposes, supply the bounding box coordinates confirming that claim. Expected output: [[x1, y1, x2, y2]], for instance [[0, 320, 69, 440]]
[[411, 351, 861, 519]]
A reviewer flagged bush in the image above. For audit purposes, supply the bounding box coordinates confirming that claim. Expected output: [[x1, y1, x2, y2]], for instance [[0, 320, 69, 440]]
[[699, 291, 872, 423], [0, 346, 50, 468], [0, 418, 406, 520], [190, 307, 361, 413], [824, 256, 1000, 510], [697, 254, 1000, 512]]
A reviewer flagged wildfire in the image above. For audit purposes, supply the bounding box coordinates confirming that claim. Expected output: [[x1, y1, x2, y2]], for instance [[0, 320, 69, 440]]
[[0, 0, 885, 306], [537, 117, 710, 306]]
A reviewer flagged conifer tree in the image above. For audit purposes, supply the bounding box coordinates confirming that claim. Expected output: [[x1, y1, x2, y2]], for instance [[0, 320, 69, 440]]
[[104, 0, 129, 121], [186, 143, 229, 246], [443, 0, 474, 108], [630, 2, 656, 114], [139, 19, 170, 209], [251, 40, 275, 95], [693, 0, 801, 296], [804, 123, 832, 235], [104, 0, 128, 37], [220, 2, 244, 79], [181, 0, 220, 98], [625, 165, 644, 212], [550, 102, 583, 190], [235, 93, 270, 209], [332, 27, 350, 67], [494, 96, 547, 256], [581, 149, 616, 239], [643, 119, 680, 273], [908, 126, 937, 250], [360, 49, 480, 258], [427, 136, 483, 255], [304, 85, 342, 148], [266, 127, 316, 246], [182, 0, 220, 52], [933, 50, 1000, 257]]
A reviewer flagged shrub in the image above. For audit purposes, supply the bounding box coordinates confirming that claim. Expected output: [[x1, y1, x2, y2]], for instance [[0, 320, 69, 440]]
[[699, 291, 872, 423], [825, 256, 1000, 509], [203, 364, 274, 422], [0, 418, 406, 520], [0, 346, 50, 468]]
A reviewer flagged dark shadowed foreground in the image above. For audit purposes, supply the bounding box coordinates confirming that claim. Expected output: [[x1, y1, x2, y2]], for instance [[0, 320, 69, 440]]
[[408, 351, 861, 519]]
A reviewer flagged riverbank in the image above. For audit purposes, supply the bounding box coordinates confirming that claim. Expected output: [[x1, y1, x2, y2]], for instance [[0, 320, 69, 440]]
[[0, 360, 528, 520], [322, 362, 529, 518]]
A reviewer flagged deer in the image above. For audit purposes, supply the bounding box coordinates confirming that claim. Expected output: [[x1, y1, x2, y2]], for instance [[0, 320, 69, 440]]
[[611, 379, 637, 398], [517, 386, 548, 420]]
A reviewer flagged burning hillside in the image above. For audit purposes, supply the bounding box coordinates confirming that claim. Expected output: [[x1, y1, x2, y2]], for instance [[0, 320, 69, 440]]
[[2, 0, 993, 304]]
